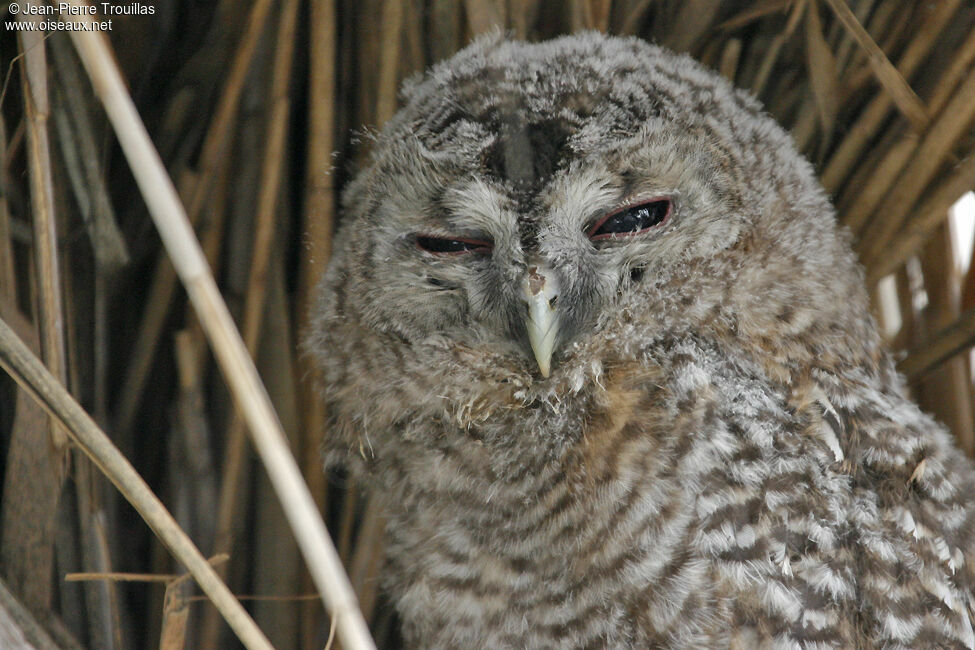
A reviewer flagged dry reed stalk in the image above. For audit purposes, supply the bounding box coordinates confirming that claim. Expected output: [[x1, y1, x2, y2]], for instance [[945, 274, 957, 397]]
[[828, 0, 875, 72], [839, 133, 916, 235], [349, 497, 386, 623], [252, 266, 303, 647], [571, 0, 612, 32], [717, 0, 791, 32], [0, 303, 58, 621], [821, 0, 958, 193], [18, 27, 69, 454], [858, 67, 975, 264], [0, 577, 62, 650], [0, 316, 273, 650], [508, 0, 540, 38], [158, 580, 190, 650], [429, 0, 464, 60], [200, 3, 301, 644], [113, 0, 274, 438], [298, 3, 338, 645], [804, 0, 839, 142], [3, 28, 69, 623], [750, 0, 806, 97], [376, 0, 405, 126], [0, 123, 14, 299], [64, 555, 229, 584], [208, 0, 301, 561], [820, 0, 927, 131], [615, 0, 654, 34], [837, 3, 966, 234], [915, 225, 974, 451], [892, 266, 916, 361], [866, 155, 975, 285], [338, 484, 360, 564], [791, 102, 819, 156], [899, 306, 975, 381], [719, 39, 742, 83], [172, 164, 232, 406], [923, 25, 975, 119], [663, 0, 722, 53], [72, 460, 122, 650], [403, 0, 427, 76], [63, 10, 375, 650], [48, 35, 129, 274], [171, 327, 219, 603], [963, 228, 975, 316], [465, 0, 506, 34]]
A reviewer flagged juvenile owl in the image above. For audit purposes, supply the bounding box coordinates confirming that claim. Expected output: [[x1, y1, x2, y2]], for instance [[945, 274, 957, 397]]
[[310, 32, 975, 648]]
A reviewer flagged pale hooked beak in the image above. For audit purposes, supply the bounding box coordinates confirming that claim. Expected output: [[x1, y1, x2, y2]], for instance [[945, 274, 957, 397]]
[[521, 265, 560, 378]]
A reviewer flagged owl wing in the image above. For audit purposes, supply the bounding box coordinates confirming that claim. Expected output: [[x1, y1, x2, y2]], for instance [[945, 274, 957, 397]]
[[817, 372, 975, 649]]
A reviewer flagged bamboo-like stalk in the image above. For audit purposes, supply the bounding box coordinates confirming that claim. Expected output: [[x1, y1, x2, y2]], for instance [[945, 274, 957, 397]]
[[429, 0, 464, 60], [64, 11, 375, 650], [719, 38, 742, 83], [899, 305, 975, 380], [820, 0, 958, 193], [298, 3, 338, 646], [858, 67, 975, 263], [615, 0, 654, 35], [820, 0, 927, 132], [18, 25, 69, 454], [0, 118, 14, 301], [48, 35, 129, 274], [209, 0, 301, 568], [923, 25, 975, 121], [376, 0, 405, 126], [804, 0, 838, 142], [837, 6, 969, 234], [159, 580, 190, 650], [9, 27, 68, 623], [839, 134, 916, 235], [464, 0, 506, 34], [349, 497, 386, 623], [717, 0, 791, 32], [113, 0, 274, 438], [866, 155, 975, 285], [570, 0, 611, 32], [201, 2, 302, 645], [750, 0, 806, 98], [0, 316, 273, 650], [915, 225, 974, 451]]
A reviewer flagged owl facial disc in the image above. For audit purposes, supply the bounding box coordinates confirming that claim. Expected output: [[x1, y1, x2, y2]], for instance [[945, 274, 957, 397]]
[[521, 264, 560, 378]]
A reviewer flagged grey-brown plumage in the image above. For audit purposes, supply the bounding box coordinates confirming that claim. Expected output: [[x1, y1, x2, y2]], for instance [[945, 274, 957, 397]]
[[309, 32, 975, 648]]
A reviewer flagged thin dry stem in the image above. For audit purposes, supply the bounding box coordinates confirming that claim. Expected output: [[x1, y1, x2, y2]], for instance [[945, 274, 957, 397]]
[[0, 316, 273, 650], [822, 0, 961, 193], [858, 66, 975, 263], [820, 0, 927, 132], [202, 2, 302, 644], [113, 0, 275, 438], [866, 155, 975, 285], [64, 9, 375, 650]]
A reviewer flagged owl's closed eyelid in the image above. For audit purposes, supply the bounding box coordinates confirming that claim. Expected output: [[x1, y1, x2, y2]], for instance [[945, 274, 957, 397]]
[[587, 196, 673, 240], [413, 233, 494, 255]]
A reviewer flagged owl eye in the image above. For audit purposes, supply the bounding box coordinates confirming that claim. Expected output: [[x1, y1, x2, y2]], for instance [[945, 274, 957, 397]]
[[415, 235, 493, 254], [588, 199, 671, 240]]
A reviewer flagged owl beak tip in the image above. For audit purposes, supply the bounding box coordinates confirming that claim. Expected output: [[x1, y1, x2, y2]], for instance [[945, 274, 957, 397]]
[[522, 265, 560, 378]]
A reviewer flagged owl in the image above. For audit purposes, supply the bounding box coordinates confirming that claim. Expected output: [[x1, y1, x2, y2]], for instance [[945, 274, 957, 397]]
[[309, 32, 975, 648]]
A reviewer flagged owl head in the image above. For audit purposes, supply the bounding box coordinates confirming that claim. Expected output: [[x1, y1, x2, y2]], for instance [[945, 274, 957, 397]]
[[310, 32, 880, 457]]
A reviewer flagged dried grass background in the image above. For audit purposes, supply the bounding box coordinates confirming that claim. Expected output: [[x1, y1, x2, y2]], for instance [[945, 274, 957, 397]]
[[1, 0, 975, 648]]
